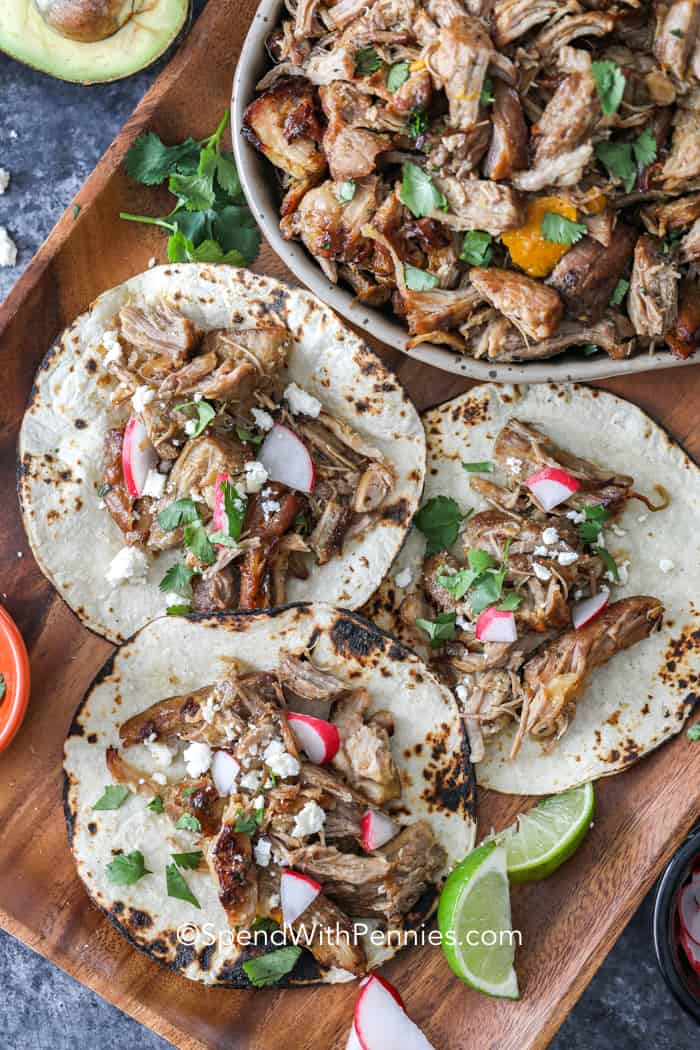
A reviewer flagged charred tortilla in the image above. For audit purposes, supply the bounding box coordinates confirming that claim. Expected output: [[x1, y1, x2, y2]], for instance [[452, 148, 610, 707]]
[[365, 383, 700, 794], [19, 264, 425, 642], [63, 604, 476, 986]]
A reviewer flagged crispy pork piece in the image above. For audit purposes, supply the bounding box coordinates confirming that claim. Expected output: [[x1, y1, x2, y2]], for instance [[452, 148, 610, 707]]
[[181, 326, 290, 405], [469, 267, 564, 340], [431, 176, 523, 235], [239, 484, 302, 607], [532, 10, 616, 57], [290, 891, 367, 973], [547, 226, 637, 323], [323, 125, 392, 182], [492, 0, 563, 47], [483, 81, 528, 181], [308, 498, 353, 565], [680, 218, 700, 263], [479, 314, 634, 362], [119, 676, 245, 747], [628, 234, 679, 338], [160, 432, 248, 513], [119, 302, 201, 367], [463, 509, 580, 560], [243, 76, 326, 180], [331, 689, 402, 804], [512, 596, 664, 755], [457, 668, 520, 762], [404, 287, 482, 336], [666, 278, 700, 357], [102, 428, 145, 545], [207, 814, 258, 929], [660, 105, 700, 190], [422, 551, 462, 614], [654, 0, 700, 81], [192, 567, 238, 612], [424, 15, 494, 131], [641, 193, 700, 236], [290, 177, 378, 260], [278, 653, 349, 701]]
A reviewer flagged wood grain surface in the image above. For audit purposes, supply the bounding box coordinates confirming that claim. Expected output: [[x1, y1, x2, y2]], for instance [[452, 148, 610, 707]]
[[2, 2, 700, 1047]]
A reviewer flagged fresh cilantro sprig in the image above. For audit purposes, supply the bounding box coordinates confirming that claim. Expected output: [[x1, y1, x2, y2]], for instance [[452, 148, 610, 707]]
[[591, 61, 626, 116], [355, 47, 381, 76], [243, 946, 302, 987], [158, 498, 201, 532], [462, 461, 494, 474], [93, 785, 130, 811], [407, 108, 430, 139], [175, 399, 216, 438], [594, 128, 658, 192], [610, 278, 630, 306], [120, 112, 260, 267], [387, 61, 410, 92], [415, 611, 457, 648], [577, 504, 610, 544], [159, 562, 195, 599], [166, 863, 201, 908], [404, 263, 439, 291], [541, 212, 587, 246], [400, 161, 447, 217], [688, 723, 700, 742], [176, 813, 202, 833], [414, 496, 469, 555], [460, 231, 493, 267], [106, 850, 151, 886], [337, 180, 356, 204], [148, 796, 165, 814], [172, 850, 203, 870]]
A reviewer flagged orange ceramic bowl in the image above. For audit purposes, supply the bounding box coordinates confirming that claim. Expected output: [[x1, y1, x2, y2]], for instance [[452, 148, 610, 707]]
[[0, 606, 30, 751]]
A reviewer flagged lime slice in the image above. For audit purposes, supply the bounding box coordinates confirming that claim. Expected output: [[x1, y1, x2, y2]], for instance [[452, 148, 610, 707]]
[[503, 781, 595, 883], [438, 842, 519, 999]]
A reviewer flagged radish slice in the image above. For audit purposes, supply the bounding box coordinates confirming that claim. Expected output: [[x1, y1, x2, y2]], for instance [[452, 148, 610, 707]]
[[475, 607, 517, 644], [359, 975, 405, 1011], [361, 810, 399, 852], [526, 467, 580, 511], [259, 424, 315, 494], [354, 975, 435, 1050], [281, 869, 321, 926], [211, 750, 240, 797], [346, 1026, 363, 1050], [572, 589, 610, 630], [679, 880, 700, 946], [122, 416, 158, 498], [212, 472, 230, 533], [287, 711, 340, 764], [680, 923, 700, 974]]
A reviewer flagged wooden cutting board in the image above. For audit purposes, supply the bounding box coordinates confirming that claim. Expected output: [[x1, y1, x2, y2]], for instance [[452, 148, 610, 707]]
[[2, 2, 700, 1047]]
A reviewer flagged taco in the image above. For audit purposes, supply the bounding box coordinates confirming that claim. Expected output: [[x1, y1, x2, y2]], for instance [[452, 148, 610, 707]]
[[19, 264, 425, 642], [365, 384, 700, 795], [63, 603, 476, 986]]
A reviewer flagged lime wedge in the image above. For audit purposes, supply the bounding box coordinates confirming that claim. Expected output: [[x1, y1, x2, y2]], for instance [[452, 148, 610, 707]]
[[503, 781, 595, 883], [438, 842, 519, 999]]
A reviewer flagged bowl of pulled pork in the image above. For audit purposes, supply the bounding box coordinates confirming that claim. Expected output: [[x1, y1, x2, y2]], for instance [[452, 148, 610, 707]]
[[233, 0, 700, 380]]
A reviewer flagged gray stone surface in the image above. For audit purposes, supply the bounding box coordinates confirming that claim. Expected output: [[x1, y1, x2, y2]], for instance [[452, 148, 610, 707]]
[[0, 3, 698, 1047]]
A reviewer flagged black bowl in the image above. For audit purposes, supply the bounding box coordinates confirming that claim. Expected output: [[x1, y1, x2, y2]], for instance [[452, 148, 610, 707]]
[[653, 825, 700, 1023]]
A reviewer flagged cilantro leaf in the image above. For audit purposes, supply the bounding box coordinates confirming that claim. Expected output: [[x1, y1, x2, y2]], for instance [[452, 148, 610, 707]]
[[172, 850, 203, 870], [125, 132, 201, 186], [414, 496, 466, 555], [387, 61, 410, 92], [400, 162, 447, 218], [578, 504, 610, 545], [498, 592, 523, 612], [596, 546, 619, 581], [460, 231, 493, 267], [212, 205, 261, 263], [436, 566, 478, 600], [462, 461, 494, 473], [106, 850, 151, 886], [184, 521, 216, 565], [169, 145, 218, 212], [468, 540, 512, 615], [207, 531, 239, 549], [610, 278, 629, 306], [633, 127, 657, 169], [214, 152, 242, 200], [97, 483, 111, 498], [148, 796, 165, 814], [166, 863, 201, 908], [222, 480, 247, 541], [176, 813, 202, 833], [541, 212, 587, 246], [582, 344, 600, 356], [404, 263, 439, 291], [594, 140, 636, 192], [0, 673, 5, 702], [158, 499, 201, 533], [407, 108, 429, 139], [688, 723, 700, 741], [167, 604, 192, 616], [159, 562, 195, 599], [243, 946, 303, 987], [234, 811, 259, 835], [415, 611, 457, 648], [467, 548, 497, 574], [175, 398, 216, 438], [480, 77, 495, 106], [591, 61, 626, 116], [355, 47, 381, 76], [337, 180, 356, 204], [93, 785, 130, 811]]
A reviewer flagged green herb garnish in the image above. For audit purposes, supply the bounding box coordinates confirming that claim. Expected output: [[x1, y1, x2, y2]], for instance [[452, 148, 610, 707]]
[[460, 230, 493, 267], [462, 461, 494, 474], [387, 61, 410, 92], [221, 480, 247, 541], [106, 850, 151, 886], [72, 204, 81, 219], [404, 263, 439, 291], [541, 212, 587, 246], [97, 483, 111, 498], [234, 810, 259, 835], [591, 61, 626, 116], [167, 604, 191, 616], [578, 504, 610, 545], [688, 723, 700, 741], [480, 77, 495, 106], [400, 161, 447, 217], [594, 129, 658, 192], [581, 344, 600, 356], [242, 946, 302, 987], [498, 592, 523, 612], [468, 541, 513, 615], [414, 496, 467, 555], [158, 499, 201, 532], [407, 108, 429, 139], [183, 521, 215, 565], [354, 47, 381, 76], [336, 179, 356, 204], [175, 813, 202, 833], [148, 796, 165, 814], [172, 850, 203, 870], [93, 785, 130, 811], [159, 562, 195, 599], [175, 399, 216, 438], [610, 278, 630, 306], [596, 546, 619, 581], [415, 611, 457, 648], [166, 862, 201, 908]]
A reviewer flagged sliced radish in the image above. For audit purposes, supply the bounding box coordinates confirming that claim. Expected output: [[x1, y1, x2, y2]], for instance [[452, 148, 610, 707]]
[[680, 923, 700, 974], [212, 472, 230, 533], [526, 467, 580, 511], [354, 975, 435, 1050], [211, 750, 240, 797], [281, 869, 321, 926], [358, 975, 405, 1011], [259, 424, 316, 494], [679, 880, 700, 946], [475, 607, 517, 644], [572, 589, 610, 630], [361, 810, 399, 852], [122, 416, 158, 498], [287, 711, 340, 764]]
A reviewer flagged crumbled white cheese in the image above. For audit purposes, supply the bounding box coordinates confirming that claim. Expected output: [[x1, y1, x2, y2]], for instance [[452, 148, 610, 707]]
[[132, 385, 155, 414], [153, 772, 167, 786], [0, 168, 10, 194], [252, 795, 264, 811], [263, 739, 301, 779], [455, 684, 468, 706], [184, 418, 198, 436], [532, 561, 552, 582], [505, 457, 523, 472], [610, 523, 627, 537], [105, 546, 149, 587], [268, 892, 280, 908], [102, 330, 122, 364], [254, 838, 272, 867], [0, 226, 17, 267], [533, 545, 549, 557], [145, 737, 175, 769], [200, 693, 222, 724], [557, 550, 579, 566], [542, 527, 559, 546], [394, 567, 413, 589], [659, 558, 675, 574], [291, 800, 326, 838], [617, 559, 630, 585], [251, 407, 274, 432], [284, 382, 322, 418], [244, 460, 269, 493], [637, 514, 648, 524], [566, 509, 586, 524], [240, 769, 262, 792], [183, 741, 213, 779], [262, 498, 281, 520], [141, 469, 166, 500]]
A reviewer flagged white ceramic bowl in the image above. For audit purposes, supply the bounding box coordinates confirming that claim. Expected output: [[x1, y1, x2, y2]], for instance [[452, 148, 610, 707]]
[[231, 0, 698, 383]]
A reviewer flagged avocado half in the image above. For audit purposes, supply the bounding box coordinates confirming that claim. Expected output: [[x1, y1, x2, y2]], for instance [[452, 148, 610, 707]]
[[0, 0, 191, 84]]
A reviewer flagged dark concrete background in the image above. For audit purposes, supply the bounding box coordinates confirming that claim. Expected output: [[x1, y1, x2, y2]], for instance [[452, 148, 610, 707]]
[[0, 2, 698, 1046]]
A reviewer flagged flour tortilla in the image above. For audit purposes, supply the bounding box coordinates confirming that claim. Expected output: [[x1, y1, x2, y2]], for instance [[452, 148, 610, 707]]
[[365, 383, 700, 795], [63, 603, 477, 986], [19, 264, 425, 643]]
